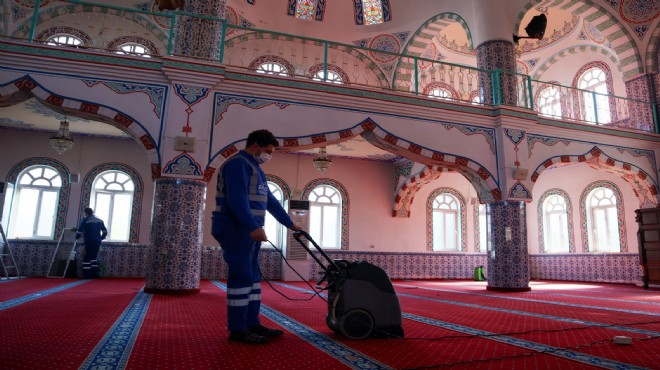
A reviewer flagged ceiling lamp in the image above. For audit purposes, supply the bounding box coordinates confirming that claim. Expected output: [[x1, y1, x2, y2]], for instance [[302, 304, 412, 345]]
[[50, 120, 74, 154], [312, 146, 332, 173], [513, 13, 547, 43]]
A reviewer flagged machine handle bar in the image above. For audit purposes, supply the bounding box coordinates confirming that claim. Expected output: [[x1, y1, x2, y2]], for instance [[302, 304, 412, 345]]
[[292, 230, 340, 272]]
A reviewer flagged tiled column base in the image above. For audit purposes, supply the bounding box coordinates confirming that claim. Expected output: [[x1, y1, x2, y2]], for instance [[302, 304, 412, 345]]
[[486, 201, 531, 291], [476, 40, 518, 106], [145, 178, 207, 295], [172, 0, 226, 60]]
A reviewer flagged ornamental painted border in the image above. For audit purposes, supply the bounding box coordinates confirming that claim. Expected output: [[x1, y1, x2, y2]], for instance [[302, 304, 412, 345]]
[[79, 163, 144, 243], [5, 157, 71, 241]]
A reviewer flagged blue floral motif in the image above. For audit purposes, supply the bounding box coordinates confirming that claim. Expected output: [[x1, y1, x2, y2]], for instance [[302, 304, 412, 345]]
[[174, 84, 210, 107], [82, 79, 165, 118], [508, 181, 531, 199], [504, 128, 525, 145], [163, 153, 202, 176]]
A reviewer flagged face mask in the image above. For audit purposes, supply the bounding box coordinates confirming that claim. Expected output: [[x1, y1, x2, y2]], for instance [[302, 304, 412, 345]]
[[256, 151, 272, 164]]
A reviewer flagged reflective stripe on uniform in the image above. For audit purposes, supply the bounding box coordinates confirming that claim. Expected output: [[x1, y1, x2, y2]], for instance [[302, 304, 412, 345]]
[[227, 299, 249, 307], [248, 293, 261, 301], [227, 286, 253, 295]]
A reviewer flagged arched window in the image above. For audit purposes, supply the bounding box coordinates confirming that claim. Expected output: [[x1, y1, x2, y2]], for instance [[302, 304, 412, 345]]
[[47, 34, 83, 47], [424, 82, 459, 102], [308, 184, 342, 249], [257, 62, 289, 76], [89, 171, 135, 242], [287, 0, 326, 21], [538, 86, 562, 118], [264, 181, 286, 248], [116, 42, 152, 58], [542, 194, 570, 253], [431, 193, 461, 251], [313, 70, 343, 84], [8, 165, 62, 239], [585, 186, 621, 252], [577, 66, 612, 124], [428, 88, 452, 100], [478, 204, 488, 253]]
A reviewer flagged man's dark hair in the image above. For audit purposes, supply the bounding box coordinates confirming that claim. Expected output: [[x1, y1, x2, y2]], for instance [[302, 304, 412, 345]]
[[84, 207, 94, 216], [246, 129, 279, 148]]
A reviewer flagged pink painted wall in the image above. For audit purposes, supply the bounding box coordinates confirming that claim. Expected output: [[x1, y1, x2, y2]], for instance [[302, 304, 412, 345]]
[[0, 129, 154, 243]]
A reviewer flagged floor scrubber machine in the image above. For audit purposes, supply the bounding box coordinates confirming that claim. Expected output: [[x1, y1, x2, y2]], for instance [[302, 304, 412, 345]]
[[293, 231, 404, 340]]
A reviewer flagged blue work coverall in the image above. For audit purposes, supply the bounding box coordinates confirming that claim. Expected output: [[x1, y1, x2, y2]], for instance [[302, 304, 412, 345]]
[[77, 215, 107, 278], [211, 150, 294, 332]]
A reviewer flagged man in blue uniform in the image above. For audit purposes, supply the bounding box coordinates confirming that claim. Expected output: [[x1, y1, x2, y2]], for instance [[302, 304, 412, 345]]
[[212, 129, 302, 344], [76, 207, 107, 279]]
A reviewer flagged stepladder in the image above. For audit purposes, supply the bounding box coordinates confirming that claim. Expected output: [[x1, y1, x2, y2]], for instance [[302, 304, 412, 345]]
[[0, 224, 21, 279], [47, 228, 79, 278]]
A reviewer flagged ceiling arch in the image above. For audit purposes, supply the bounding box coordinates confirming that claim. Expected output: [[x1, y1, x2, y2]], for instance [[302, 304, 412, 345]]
[[516, 0, 643, 80], [531, 44, 621, 80]]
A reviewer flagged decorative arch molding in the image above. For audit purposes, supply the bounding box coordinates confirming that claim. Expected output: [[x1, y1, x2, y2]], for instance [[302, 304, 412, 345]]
[[223, 32, 389, 87], [393, 165, 448, 218], [646, 25, 660, 73], [426, 187, 467, 252], [393, 12, 473, 88], [530, 146, 659, 208], [301, 178, 349, 250], [5, 157, 71, 241], [516, 0, 642, 79], [537, 188, 575, 254], [12, 3, 169, 46], [307, 64, 351, 84], [422, 81, 461, 99], [248, 55, 296, 75], [265, 174, 292, 200], [206, 118, 501, 203], [0, 76, 161, 179], [107, 36, 160, 55], [531, 45, 621, 80], [579, 180, 627, 253], [79, 163, 144, 243], [35, 26, 93, 45]]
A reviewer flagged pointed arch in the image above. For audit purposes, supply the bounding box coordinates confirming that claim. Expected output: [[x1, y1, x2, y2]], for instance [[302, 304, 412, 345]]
[[531, 45, 621, 80], [393, 12, 473, 89], [393, 165, 448, 217], [530, 146, 659, 208], [0, 76, 161, 179], [646, 25, 660, 73], [516, 0, 643, 79]]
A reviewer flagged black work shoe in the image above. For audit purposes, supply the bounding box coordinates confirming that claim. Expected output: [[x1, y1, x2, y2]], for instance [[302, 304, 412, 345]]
[[229, 330, 268, 344], [248, 324, 284, 337]]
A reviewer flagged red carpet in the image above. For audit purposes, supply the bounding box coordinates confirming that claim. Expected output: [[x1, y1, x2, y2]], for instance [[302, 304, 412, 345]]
[[0, 278, 145, 370], [1, 278, 658, 369]]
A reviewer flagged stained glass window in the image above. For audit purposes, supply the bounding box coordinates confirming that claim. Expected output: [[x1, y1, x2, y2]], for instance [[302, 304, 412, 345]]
[[362, 0, 384, 25], [288, 0, 325, 21], [354, 0, 390, 25]]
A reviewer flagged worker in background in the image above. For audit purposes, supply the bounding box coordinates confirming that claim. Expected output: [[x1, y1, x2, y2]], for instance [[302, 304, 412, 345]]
[[76, 207, 107, 279], [212, 129, 303, 344]]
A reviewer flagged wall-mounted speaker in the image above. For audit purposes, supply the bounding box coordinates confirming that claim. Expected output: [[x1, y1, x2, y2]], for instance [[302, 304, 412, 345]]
[[69, 173, 80, 183], [512, 168, 528, 181]]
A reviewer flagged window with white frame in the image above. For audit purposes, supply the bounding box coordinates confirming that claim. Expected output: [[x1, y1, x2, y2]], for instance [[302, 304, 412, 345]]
[[308, 185, 342, 249], [116, 42, 152, 58], [432, 193, 460, 251], [542, 194, 570, 253], [264, 182, 285, 248], [47, 34, 83, 47], [586, 187, 620, 252], [478, 204, 488, 252], [428, 88, 452, 101], [313, 70, 343, 84], [578, 67, 611, 124], [538, 86, 562, 118], [8, 165, 62, 239], [89, 171, 135, 242], [256, 62, 289, 77]]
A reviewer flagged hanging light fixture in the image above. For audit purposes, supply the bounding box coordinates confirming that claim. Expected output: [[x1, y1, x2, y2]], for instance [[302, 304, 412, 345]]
[[312, 146, 332, 173], [50, 119, 74, 154]]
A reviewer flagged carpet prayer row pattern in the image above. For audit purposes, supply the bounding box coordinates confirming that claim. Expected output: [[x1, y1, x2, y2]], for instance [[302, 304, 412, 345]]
[[0, 278, 658, 369]]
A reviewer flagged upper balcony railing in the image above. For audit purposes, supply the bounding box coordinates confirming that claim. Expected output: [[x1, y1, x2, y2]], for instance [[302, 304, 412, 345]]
[[6, 0, 659, 134]]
